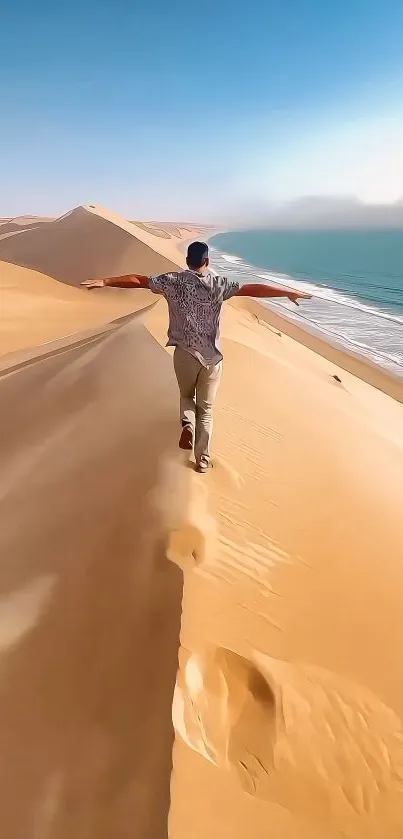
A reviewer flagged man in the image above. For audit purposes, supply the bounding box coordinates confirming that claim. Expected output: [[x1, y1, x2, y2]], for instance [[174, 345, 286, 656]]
[[82, 241, 310, 473]]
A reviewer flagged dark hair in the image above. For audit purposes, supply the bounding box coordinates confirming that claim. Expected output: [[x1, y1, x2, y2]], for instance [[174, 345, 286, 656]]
[[186, 241, 209, 270]]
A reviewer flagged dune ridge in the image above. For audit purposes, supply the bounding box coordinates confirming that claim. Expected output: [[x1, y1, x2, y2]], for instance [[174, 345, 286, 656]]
[[0, 312, 196, 838], [0, 204, 211, 286], [1, 204, 403, 838], [0, 206, 208, 357]]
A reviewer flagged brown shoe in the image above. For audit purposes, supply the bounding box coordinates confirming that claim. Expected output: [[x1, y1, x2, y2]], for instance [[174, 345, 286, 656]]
[[195, 459, 209, 474], [179, 425, 194, 451]]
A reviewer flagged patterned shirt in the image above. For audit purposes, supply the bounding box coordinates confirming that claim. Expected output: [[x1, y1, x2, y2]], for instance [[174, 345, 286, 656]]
[[148, 270, 240, 366]]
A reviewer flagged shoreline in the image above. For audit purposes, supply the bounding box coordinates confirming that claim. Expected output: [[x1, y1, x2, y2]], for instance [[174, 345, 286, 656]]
[[208, 232, 402, 402], [5, 284, 400, 404], [230, 296, 403, 403]]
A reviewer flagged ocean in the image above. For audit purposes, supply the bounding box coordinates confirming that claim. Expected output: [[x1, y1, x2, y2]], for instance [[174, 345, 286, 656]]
[[210, 229, 403, 377]]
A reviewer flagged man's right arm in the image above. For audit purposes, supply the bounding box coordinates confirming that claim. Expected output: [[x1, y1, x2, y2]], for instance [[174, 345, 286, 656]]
[[81, 275, 150, 289], [236, 283, 311, 305]]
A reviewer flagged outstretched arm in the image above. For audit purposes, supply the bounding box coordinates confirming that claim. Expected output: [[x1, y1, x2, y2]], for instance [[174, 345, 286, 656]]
[[236, 283, 311, 306], [81, 274, 150, 289]]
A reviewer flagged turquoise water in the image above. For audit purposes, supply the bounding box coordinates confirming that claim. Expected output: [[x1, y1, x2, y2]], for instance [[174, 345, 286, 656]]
[[211, 229, 403, 376]]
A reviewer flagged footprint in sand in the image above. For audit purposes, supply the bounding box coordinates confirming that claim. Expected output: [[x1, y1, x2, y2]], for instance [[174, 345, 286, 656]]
[[166, 468, 217, 569], [173, 645, 403, 833], [166, 453, 242, 568], [209, 455, 244, 490]]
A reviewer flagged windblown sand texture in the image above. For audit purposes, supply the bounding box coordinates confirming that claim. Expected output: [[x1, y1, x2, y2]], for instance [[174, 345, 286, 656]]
[[1, 204, 403, 839]]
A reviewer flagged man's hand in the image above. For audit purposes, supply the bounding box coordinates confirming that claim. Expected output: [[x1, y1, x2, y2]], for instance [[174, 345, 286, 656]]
[[81, 279, 105, 289], [287, 290, 312, 306]]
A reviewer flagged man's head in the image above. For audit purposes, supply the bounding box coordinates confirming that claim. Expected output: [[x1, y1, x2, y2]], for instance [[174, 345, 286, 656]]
[[186, 241, 209, 271]]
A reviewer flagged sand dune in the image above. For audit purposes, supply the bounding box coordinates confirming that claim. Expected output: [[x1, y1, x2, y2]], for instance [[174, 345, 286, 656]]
[[0, 204, 200, 285], [0, 206, 208, 356], [0, 215, 55, 234], [1, 204, 403, 838], [0, 260, 151, 356], [164, 299, 403, 839], [0, 313, 194, 839]]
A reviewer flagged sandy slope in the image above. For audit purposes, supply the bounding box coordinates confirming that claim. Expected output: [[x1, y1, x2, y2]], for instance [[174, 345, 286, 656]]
[[0, 206, 208, 356], [143, 297, 403, 839], [1, 205, 403, 838], [0, 260, 149, 355], [0, 315, 190, 839], [0, 205, 203, 286]]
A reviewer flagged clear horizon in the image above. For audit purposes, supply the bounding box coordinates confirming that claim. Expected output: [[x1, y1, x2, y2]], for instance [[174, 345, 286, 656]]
[[1, 0, 403, 221]]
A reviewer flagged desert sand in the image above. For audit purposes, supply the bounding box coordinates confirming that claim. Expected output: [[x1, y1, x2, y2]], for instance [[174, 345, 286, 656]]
[[0, 207, 208, 355], [0, 317, 188, 839], [1, 205, 403, 839]]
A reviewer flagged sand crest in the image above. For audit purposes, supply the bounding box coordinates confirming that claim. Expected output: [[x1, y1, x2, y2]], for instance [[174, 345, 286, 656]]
[[0, 313, 193, 838], [0, 207, 208, 356], [1, 203, 403, 839], [0, 204, 188, 286]]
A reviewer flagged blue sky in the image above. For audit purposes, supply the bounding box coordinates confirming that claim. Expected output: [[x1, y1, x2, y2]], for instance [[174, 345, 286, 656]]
[[1, 0, 403, 220]]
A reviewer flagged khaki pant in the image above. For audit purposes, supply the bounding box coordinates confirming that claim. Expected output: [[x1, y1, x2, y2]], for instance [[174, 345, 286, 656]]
[[173, 346, 222, 464]]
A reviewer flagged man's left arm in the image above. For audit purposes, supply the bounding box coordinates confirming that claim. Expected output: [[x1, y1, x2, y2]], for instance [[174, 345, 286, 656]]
[[236, 282, 311, 306]]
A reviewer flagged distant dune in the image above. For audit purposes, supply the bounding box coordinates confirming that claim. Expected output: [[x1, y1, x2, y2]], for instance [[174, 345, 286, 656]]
[[0, 205, 210, 286], [0, 215, 55, 235], [0, 206, 209, 357]]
